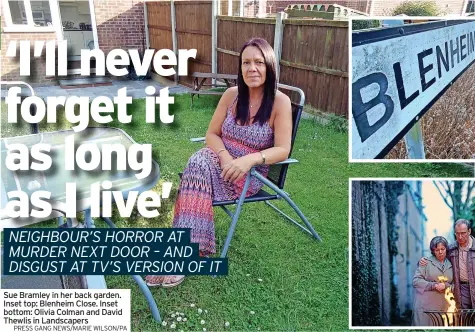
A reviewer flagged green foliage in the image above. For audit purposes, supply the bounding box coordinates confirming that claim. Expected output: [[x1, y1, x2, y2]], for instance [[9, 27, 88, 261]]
[[326, 113, 348, 133], [446, 181, 475, 239], [352, 20, 381, 31], [385, 182, 405, 323], [1, 94, 473, 330], [352, 182, 381, 326], [392, 0, 441, 16], [385, 182, 405, 260], [469, 196, 475, 234]]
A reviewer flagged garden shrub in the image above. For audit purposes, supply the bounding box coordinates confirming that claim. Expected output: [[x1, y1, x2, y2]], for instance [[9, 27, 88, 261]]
[[352, 20, 381, 31], [392, 1, 440, 16]]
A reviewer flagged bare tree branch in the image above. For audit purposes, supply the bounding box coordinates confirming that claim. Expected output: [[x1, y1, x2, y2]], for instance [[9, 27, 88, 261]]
[[434, 181, 453, 209], [435, 180, 475, 222], [444, 181, 453, 202], [462, 181, 475, 212]]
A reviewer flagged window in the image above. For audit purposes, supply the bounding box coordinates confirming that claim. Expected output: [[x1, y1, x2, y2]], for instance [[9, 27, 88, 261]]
[[2, 0, 56, 31], [467, 1, 475, 13]]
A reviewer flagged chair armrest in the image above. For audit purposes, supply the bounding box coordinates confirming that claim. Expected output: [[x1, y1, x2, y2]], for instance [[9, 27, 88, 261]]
[[188, 140, 299, 166], [274, 158, 299, 165], [190, 137, 206, 142], [250, 158, 298, 172]]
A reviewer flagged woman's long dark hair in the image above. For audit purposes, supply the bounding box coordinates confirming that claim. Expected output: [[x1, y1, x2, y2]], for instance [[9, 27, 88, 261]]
[[236, 38, 277, 126]]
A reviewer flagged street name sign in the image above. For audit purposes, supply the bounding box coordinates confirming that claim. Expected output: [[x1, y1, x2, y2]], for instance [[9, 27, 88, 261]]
[[351, 20, 475, 159]]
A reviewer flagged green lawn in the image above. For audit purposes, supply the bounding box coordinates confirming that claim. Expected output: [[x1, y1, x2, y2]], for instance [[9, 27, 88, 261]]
[[0, 95, 472, 331]]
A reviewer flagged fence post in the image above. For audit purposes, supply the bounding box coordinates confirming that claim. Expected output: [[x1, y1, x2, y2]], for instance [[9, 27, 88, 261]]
[[171, 0, 178, 84], [228, 0, 232, 15], [143, 2, 150, 49], [273, 12, 285, 82], [240, 0, 244, 16], [404, 122, 426, 159], [212, 0, 218, 85]]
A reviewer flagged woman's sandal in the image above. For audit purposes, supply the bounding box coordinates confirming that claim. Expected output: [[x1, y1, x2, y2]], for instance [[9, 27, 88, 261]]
[[145, 275, 185, 288], [161, 275, 185, 288]]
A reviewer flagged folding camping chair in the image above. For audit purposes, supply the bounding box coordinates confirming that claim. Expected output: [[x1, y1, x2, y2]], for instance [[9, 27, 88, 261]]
[[1, 81, 163, 323], [191, 83, 322, 259]]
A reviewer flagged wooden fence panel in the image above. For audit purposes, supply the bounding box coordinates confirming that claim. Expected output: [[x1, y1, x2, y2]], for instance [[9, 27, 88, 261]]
[[280, 20, 348, 116], [175, 1, 212, 86], [218, 52, 239, 75], [147, 2, 173, 80], [146, 5, 349, 116], [217, 16, 275, 75]]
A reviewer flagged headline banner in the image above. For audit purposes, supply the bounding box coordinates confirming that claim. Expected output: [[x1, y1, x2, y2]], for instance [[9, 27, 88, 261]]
[[3, 228, 228, 275]]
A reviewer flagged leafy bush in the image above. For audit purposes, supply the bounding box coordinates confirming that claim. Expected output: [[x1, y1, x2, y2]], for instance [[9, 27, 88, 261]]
[[392, 0, 441, 16], [352, 20, 381, 31], [326, 113, 348, 133]]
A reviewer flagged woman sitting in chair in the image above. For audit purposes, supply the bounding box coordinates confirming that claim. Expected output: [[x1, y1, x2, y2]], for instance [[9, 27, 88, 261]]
[[145, 37, 292, 288]]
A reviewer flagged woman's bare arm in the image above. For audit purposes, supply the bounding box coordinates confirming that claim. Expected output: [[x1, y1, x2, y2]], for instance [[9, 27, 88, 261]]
[[205, 87, 238, 167], [221, 91, 292, 182], [258, 91, 292, 164]]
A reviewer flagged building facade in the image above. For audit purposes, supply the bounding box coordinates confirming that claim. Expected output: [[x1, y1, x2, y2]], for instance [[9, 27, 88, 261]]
[[221, 0, 474, 17], [1, 0, 146, 84], [393, 181, 426, 319]]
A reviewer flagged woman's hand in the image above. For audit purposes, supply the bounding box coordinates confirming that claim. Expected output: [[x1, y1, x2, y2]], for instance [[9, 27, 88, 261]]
[[221, 154, 259, 183], [435, 282, 446, 293], [218, 151, 234, 170]]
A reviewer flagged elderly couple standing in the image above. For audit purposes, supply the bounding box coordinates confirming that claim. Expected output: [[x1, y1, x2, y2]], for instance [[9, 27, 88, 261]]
[[412, 219, 475, 326]]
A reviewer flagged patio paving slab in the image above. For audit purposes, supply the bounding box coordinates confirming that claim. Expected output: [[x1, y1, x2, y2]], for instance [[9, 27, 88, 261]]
[[1, 79, 190, 99]]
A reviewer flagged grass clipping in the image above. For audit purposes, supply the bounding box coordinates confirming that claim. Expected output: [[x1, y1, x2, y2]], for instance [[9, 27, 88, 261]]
[[387, 64, 475, 159]]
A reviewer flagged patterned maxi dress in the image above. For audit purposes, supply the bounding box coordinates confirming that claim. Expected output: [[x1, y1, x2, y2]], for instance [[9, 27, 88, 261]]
[[172, 99, 274, 255]]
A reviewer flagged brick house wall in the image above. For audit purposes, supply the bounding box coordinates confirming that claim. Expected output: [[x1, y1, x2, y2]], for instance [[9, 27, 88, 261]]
[[370, 0, 467, 16], [0, 16, 58, 85], [1, 0, 146, 85], [93, 0, 146, 54]]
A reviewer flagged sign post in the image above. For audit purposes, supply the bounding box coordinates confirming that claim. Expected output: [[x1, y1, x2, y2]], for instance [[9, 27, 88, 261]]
[[404, 121, 425, 159], [351, 20, 475, 160]]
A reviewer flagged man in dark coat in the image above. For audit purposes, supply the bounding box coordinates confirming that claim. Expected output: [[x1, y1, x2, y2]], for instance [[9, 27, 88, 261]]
[[448, 219, 475, 309]]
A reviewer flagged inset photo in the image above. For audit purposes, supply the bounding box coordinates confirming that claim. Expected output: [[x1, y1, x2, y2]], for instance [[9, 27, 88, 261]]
[[350, 179, 475, 328], [350, 18, 475, 161]]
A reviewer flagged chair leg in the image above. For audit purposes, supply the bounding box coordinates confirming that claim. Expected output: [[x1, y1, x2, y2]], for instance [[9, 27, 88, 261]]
[[131, 275, 162, 323], [219, 205, 234, 218], [251, 170, 322, 242], [101, 216, 117, 228], [66, 217, 78, 228], [265, 201, 316, 237], [84, 209, 95, 228], [100, 216, 162, 323], [220, 172, 252, 258]]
